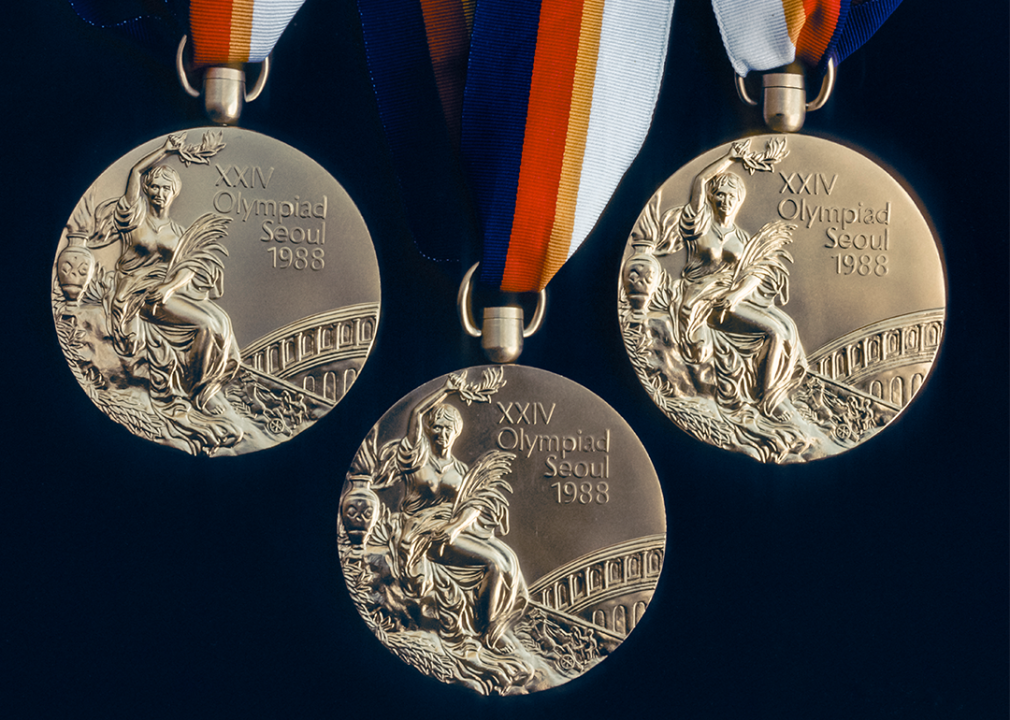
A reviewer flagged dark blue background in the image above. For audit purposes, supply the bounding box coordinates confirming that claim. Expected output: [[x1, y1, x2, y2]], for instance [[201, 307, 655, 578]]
[[3, 1, 1007, 718]]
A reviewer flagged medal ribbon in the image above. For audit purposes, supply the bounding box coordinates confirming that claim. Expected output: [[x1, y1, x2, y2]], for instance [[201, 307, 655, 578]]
[[357, 0, 479, 262], [67, 0, 305, 66], [358, 0, 674, 293], [711, 0, 902, 75], [189, 0, 306, 66], [466, 0, 674, 293]]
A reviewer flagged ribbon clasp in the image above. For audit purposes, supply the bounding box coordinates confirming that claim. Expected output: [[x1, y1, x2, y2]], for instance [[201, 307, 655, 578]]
[[458, 264, 546, 364], [735, 59, 836, 133], [176, 36, 270, 125]]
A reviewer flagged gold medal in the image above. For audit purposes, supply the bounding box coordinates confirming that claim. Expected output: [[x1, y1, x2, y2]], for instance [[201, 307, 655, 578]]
[[338, 365, 665, 694], [52, 128, 380, 455], [620, 133, 945, 463]]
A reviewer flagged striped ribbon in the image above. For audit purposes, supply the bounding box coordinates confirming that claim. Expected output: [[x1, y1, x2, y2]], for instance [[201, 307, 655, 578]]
[[466, 0, 674, 292], [189, 0, 306, 66], [67, 0, 305, 66], [711, 0, 902, 75], [359, 0, 674, 293]]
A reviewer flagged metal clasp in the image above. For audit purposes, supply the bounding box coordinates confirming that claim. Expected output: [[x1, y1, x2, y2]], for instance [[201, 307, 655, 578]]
[[457, 263, 546, 364], [176, 35, 270, 125], [735, 58, 836, 133]]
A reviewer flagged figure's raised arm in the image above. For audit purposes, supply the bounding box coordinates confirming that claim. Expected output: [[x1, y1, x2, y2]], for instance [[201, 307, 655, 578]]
[[688, 139, 750, 213], [123, 134, 185, 205], [405, 372, 464, 442]]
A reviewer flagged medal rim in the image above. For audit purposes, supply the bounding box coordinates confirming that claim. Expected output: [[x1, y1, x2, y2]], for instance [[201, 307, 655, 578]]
[[51, 126, 382, 456], [337, 363, 667, 694], [618, 132, 947, 464]]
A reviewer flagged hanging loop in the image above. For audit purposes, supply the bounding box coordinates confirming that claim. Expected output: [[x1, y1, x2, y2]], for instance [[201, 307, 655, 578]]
[[734, 57, 836, 132], [734, 73, 758, 107], [457, 263, 546, 364], [176, 35, 201, 98], [804, 57, 836, 112], [176, 35, 271, 124]]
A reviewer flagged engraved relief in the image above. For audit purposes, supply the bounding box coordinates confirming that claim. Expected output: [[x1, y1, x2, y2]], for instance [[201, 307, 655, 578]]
[[613, 606, 627, 635], [52, 130, 380, 455], [337, 368, 663, 694], [51, 132, 245, 454], [620, 137, 944, 463], [634, 601, 647, 626], [339, 369, 542, 694]]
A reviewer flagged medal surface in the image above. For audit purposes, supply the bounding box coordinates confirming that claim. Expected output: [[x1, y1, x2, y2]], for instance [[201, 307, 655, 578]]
[[52, 128, 380, 455], [620, 134, 945, 463], [338, 365, 665, 695]]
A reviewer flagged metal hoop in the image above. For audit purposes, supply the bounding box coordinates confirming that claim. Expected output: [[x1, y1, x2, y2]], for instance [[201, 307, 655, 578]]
[[735, 73, 758, 107], [805, 57, 836, 112], [457, 262, 547, 338], [245, 54, 271, 102], [175, 35, 272, 102], [176, 35, 200, 98], [734, 57, 836, 111]]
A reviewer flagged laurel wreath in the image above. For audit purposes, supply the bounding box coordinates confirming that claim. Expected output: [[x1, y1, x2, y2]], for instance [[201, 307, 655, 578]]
[[450, 366, 506, 405], [737, 137, 788, 175], [172, 131, 227, 166]]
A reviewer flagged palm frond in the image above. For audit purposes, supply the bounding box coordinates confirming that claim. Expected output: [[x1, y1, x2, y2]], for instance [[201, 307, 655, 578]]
[[166, 213, 231, 289], [729, 221, 795, 291], [450, 450, 514, 521]]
